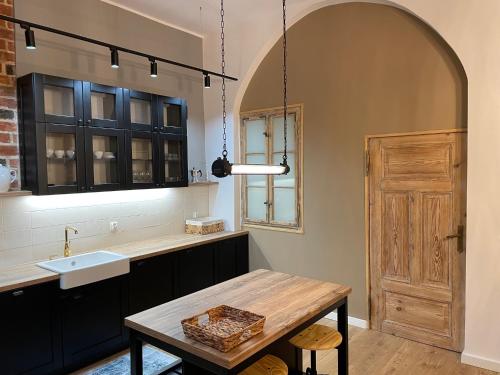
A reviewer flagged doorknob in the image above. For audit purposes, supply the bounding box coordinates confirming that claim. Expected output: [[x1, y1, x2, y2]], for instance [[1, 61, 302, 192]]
[[446, 225, 464, 253]]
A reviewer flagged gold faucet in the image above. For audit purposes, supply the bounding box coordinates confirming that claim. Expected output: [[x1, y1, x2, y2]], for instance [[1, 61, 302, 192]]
[[64, 226, 79, 257]]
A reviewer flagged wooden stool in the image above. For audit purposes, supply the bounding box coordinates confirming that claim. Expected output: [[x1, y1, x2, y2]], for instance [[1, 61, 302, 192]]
[[238, 354, 288, 375], [289, 323, 343, 375]]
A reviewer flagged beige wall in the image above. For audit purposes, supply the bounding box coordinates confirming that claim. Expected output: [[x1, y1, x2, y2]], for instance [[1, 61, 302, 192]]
[[241, 3, 466, 320], [14, 0, 206, 171]]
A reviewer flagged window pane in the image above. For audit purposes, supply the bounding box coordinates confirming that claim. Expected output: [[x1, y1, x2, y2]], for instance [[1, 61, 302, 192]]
[[272, 114, 295, 152], [46, 132, 76, 186], [273, 187, 296, 223], [91, 92, 115, 120], [273, 153, 295, 188], [163, 103, 181, 127], [44, 85, 74, 117], [246, 154, 267, 187], [247, 187, 267, 221], [92, 135, 118, 184], [130, 98, 151, 125], [165, 140, 182, 182], [245, 118, 266, 154], [132, 138, 153, 183]]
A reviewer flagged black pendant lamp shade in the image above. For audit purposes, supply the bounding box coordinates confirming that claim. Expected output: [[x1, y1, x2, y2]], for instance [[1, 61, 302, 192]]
[[110, 48, 119, 68], [24, 26, 36, 49]]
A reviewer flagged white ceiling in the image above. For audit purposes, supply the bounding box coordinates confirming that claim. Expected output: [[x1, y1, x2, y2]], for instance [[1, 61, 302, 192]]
[[101, 0, 304, 39]]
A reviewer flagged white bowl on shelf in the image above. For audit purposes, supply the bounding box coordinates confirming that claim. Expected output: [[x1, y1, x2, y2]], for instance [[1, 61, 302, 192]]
[[54, 150, 65, 159], [94, 151, 104, 159]]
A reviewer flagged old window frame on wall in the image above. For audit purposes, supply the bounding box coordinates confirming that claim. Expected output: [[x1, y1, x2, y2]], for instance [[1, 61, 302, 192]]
[[240, 104, 303, 233]]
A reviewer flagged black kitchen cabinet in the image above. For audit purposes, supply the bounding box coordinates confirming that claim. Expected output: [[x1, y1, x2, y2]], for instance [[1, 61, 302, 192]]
[[158, 133, 188, 187], [175, 244, 216, 297], [0, 281, 62, 375], [215, 236, 249, 283], [2, 234, 248, 374], [17, 72, 189, 195], [84, 127, 127, 191], [83, 82, 124, 128], [127, 130, 158, 189], [59, 275, 128, 371], [157, 96, 187, 135], [129, 253, 175, 314], [29, 74, 83, 125], [124, 89, 158, 132]]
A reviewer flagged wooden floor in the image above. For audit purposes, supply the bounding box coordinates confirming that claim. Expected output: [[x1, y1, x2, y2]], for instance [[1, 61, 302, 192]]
[[73, 319, 497, 375]]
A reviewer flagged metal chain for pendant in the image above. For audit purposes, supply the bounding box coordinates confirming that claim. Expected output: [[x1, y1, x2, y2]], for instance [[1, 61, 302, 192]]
[[221, 0, 228, 158], [282, 0, 288, 164]]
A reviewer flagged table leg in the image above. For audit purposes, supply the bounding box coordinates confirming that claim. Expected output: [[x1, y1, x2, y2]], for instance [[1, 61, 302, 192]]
[[130, 330, 143, 375], [337, 298, 349, 375]]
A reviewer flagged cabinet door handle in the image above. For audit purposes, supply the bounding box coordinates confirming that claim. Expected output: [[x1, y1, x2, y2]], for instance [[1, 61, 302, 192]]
[[86, 119, 92, 125], [136, 260, 146, 267], [77, 118, 83, 125], [72, 294, 83, 300], [12, 290, 24, 297]]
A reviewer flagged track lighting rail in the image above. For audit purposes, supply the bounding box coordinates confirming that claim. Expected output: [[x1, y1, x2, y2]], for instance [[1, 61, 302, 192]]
[[0, 14, 238, 82]]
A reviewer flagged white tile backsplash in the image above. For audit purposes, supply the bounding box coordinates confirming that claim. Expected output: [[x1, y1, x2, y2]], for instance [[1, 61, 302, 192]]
[[0, 185, 216, 267]]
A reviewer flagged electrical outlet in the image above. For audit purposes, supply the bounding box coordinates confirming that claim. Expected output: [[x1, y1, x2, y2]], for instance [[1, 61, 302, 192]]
[[109, 221, 118, 233]]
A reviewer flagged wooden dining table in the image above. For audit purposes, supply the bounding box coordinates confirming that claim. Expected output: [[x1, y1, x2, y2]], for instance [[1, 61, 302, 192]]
[[125, 269, 351, 375]]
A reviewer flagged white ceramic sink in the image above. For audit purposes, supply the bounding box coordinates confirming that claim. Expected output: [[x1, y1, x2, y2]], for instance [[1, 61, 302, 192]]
[[37, 251, 130, 289]]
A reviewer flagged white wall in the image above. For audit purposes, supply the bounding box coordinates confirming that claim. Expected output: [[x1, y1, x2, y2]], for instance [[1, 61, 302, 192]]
[[202, 0, 500, 371], [0, 186, 210, 267]]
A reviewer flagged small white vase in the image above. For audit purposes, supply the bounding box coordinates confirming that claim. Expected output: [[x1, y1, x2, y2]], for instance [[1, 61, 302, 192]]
[[0, 164, 16, 192]]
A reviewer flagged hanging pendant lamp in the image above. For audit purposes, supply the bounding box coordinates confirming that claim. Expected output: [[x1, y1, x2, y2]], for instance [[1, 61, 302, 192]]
[[212, 0, 290, 178]]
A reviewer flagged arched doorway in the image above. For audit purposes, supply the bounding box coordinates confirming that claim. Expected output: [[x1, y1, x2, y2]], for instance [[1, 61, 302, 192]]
[[238, 1, 467, 350]]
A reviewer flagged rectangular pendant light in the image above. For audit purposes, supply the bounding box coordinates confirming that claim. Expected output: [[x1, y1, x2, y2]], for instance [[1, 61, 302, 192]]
[[230, 164, 286, 175]]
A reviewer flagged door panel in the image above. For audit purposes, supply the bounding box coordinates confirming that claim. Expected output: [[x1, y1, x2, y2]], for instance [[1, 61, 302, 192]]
[[382, 192, 410, 282], [369, 130, 466, 351], [421, 193, 451, 288], [384, 292, 451, 336]]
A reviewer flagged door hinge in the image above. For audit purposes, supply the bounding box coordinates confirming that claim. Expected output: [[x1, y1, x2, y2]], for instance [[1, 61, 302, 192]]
[[365, 149, 370, 176]]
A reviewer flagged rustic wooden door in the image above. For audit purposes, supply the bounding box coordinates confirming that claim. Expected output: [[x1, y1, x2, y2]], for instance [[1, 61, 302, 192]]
[[368, 130, 466, 351]]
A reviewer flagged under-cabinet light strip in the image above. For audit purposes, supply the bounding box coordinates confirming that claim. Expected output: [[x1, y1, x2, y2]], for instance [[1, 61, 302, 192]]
[[0, 14, 237, 82]]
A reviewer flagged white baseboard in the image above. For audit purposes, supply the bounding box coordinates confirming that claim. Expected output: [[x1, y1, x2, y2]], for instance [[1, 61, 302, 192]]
[[324, 312, 369, 329], [461, 352, 500, 372]]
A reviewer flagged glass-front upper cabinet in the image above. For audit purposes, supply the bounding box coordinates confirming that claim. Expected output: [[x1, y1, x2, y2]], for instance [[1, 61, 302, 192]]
[[30, 74, 83, 125], [84, 128, 126, 191], [83, 82, 123, 129], [124, 89, 158, 132], [158, 134, 187, 187], [157, 96, 186, 135], [32, 123, 86, 195], [127, 131, 157, 189]]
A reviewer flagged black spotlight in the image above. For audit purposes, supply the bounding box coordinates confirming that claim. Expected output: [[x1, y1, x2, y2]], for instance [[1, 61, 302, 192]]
[[24, 26, 36, 50], [110, 48, 119, 69], [204, 73, 211, 88], [150, 59, 158, 78]]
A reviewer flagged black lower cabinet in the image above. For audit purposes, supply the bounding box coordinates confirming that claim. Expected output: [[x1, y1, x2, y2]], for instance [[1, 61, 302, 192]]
[[2, 235, 249, 374], [175, 244, 216, 298], [129, 253, 174, 315], [215, 236, 249, 283], [59, 275, 128, 372], [0, 282, 62, 375]]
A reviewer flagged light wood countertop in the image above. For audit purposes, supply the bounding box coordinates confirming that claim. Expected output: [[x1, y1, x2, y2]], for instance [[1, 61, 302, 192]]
[[0, 230, 248, 293], [125, 269, 351, 370]]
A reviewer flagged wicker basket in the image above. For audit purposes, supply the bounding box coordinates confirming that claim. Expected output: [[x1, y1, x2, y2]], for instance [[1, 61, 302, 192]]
[[181, 305, 266, 352], [185, 217, 224, 235]]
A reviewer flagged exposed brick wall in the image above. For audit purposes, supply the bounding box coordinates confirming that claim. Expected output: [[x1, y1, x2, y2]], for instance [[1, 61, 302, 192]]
[[0, 0, 18, 189]]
